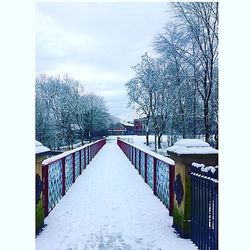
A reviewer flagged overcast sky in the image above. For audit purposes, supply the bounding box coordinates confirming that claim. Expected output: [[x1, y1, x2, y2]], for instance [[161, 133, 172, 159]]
[[36, 2, 171, 122]]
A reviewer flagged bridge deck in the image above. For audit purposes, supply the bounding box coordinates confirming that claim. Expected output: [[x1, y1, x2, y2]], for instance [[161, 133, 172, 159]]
[[36, 139, 196, 250]]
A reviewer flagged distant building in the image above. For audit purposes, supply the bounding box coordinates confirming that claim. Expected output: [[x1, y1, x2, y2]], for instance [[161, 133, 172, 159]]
[[134, 116, 168, 135], [108, 122, 134, 135], [134, 119, 143, 135], [133, 117, 155, 135]]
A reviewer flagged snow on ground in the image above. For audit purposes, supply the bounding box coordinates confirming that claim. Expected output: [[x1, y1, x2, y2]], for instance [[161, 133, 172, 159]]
[[36, 139, 197, 250], [108, 135, 170, 157], [108, 135, 217, 157], [107, 135, 165, 150]]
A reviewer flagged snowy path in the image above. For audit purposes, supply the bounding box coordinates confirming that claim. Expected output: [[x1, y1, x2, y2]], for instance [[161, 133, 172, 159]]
[[36, 140, 197, 250]]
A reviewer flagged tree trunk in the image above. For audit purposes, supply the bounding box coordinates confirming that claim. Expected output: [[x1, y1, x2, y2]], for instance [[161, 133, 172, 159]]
[[89, 131, 92, 143], [193, 87, 197, 139], [158, 132, 163, 149], [67, 136, 70, 150], [214, 123, 218, 149], [146, 132, 149, 146], [145, 116, 150, 146], [215, 133, 218, 149], [204, 102, 209, 142], [154, 133, 157, 152]]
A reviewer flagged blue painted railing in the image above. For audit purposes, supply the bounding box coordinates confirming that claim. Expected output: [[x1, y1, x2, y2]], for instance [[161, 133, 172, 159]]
[[117, 138, 175, 216], [42, 139, 106, 217]]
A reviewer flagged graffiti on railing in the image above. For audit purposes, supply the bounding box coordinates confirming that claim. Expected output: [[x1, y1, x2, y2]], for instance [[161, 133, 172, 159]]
[[117, 138, 175, 216], [48, 160, 63, 212], [42, 139, 106, 217], [156, 160, 170, 208]]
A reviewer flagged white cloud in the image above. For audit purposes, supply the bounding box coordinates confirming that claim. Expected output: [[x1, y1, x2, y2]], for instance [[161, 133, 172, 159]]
[[36, 2, 169, 121], [36, 10, 97, 66], [39, 62, 132, 86]]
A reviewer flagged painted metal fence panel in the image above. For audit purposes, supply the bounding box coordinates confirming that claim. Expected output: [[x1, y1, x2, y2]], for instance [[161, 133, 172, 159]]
[[42, 139, 106, 217], [133, 147, 136, 165], [65, 154, 73, 192], [117, 138, 174, 216], [146, 154, 154, 189], [136, 149, 140, 170], [191, 164, 218, 250], [130, 146, 133, 162], [140, 152, 145, 179], [86, 147, 89, 165], [81, 149, 85, 172], [48, 160, 63, 213], [156, 160, 170, 208], [75, 151, 80, 179]]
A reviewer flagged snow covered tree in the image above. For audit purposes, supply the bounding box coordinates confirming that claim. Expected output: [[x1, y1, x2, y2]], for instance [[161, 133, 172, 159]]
[[126, 53, 159, 147], [80, 93, 111, 142], [171, 2, 219, 145], [125, 2, 218, 148], [36, 74, 111, 149]]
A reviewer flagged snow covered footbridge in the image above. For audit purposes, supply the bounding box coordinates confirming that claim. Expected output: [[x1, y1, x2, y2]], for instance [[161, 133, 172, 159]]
[[36, 137, 198, 250]]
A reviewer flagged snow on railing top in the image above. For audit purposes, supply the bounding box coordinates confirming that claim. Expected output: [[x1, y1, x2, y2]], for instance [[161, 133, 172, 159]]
[[117, 138, 174, 166], [119, 137, 134, 143], [192, 162, 218, 174], [42, 139, 105, 166], [167, 139, 218, 155]]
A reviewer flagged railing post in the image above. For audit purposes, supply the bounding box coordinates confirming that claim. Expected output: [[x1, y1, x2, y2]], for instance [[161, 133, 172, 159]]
[[144, 153, 147, 183], [153, 157, 157, 196], [72, 153, 75, 183], [42, 164, 49, 218], [138, 150, 141, 175], [79, 150, 82, 174], [205, 177, 209, 249], [135, 149, 137, 169], [131, 147, 133, 164], [84, 148, 86, 169], [167, 140, 218, 239], [88, 147, 90, 164], [214, 181, 218, 250], [197, 169, 201, 247], [169, 164, 175, 216], [62, 158, 66, 196]]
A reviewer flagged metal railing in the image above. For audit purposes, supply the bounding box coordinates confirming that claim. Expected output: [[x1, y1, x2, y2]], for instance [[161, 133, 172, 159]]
[[117, 138, 175, 216], [42, 139, 106, 217], [118, 137, 134, 144], [191, 163, 218, 250]]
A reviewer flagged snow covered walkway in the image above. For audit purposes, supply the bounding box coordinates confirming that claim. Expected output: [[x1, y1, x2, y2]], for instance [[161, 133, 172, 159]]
[[36, 139, 197, 250]]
